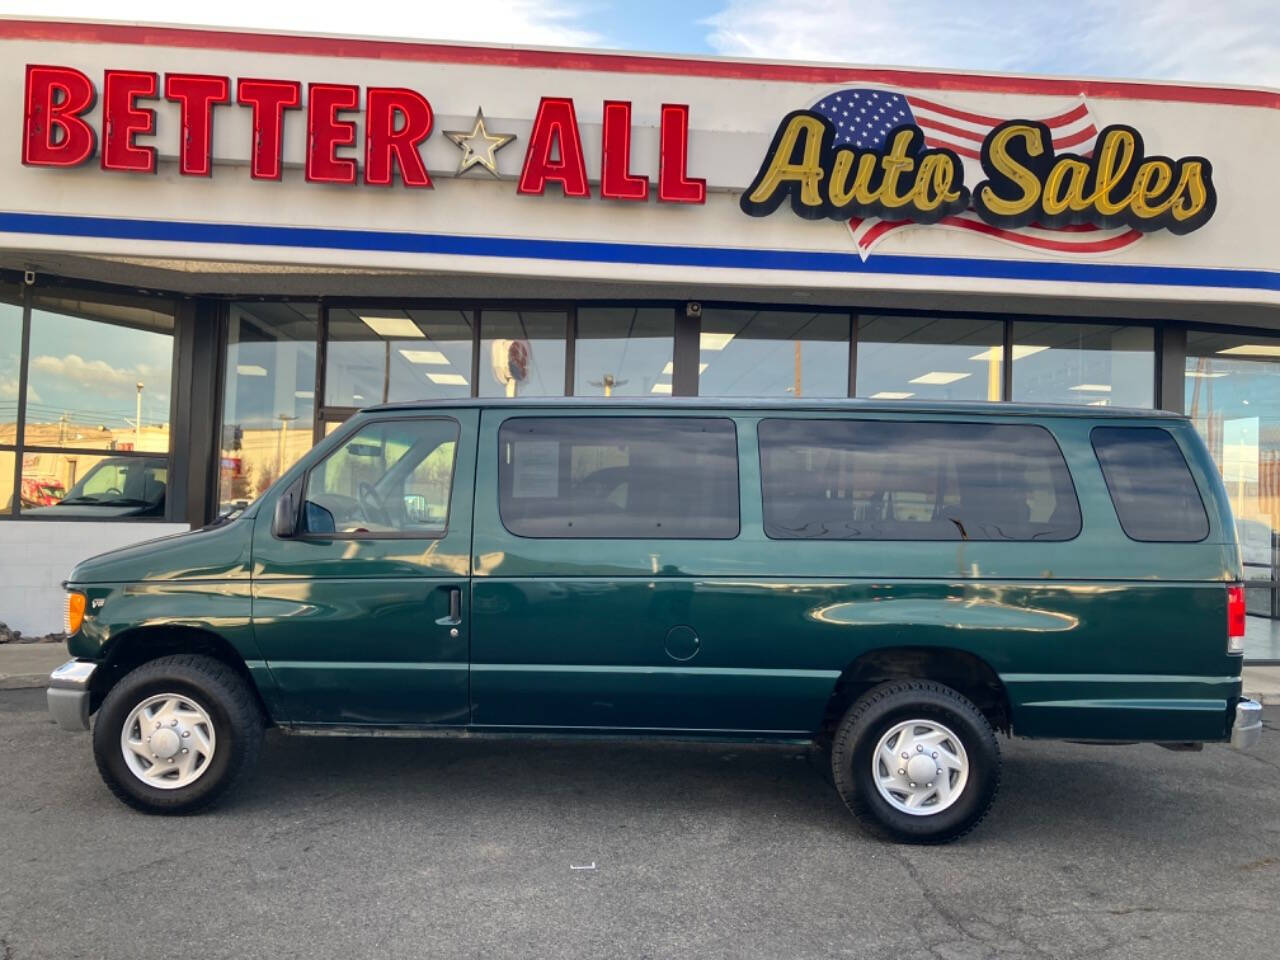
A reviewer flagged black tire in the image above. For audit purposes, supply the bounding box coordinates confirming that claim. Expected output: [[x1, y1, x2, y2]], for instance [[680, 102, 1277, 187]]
[[830, 680, 1001, 844], [92, 654, 264, 815]]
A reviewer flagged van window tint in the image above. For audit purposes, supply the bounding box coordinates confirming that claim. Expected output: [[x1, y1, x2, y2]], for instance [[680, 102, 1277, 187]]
[[1091, 427, 1209, 542], [304, 418, 458, 537], [758, 419, 1080, 541], [498, 417, 739, 538]]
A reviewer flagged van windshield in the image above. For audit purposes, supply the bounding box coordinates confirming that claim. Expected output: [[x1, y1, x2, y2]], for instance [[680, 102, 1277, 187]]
[[58, 458, 168, 508]]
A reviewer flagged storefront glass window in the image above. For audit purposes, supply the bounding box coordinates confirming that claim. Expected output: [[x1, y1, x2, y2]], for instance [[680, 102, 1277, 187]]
[[0, 448, 12, 513], [1185, 331, 1280, 616], [574, 308, 674, 397], [325, 308, 475, 407], [1011, 322, 1154, 407], [697, 310, 849, 398], [0, 286, 20, 446], [856, 315, 1004, 401], [479, 311, 567, 398], [17, 292, 175, 519], [219, 303, 319, 515]]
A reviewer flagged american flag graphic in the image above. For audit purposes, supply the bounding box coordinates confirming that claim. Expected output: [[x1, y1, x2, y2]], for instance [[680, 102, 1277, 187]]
[[810, 88, 1143, 258]]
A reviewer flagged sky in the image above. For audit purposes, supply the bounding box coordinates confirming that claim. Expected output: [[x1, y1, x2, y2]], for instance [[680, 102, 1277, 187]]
[[10, 0, 1280, 87]]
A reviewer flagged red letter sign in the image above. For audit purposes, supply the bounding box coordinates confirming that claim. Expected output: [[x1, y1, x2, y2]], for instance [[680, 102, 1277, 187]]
[[164, 74, 230, 177], [600, 100, 648, 201], [306, 83, 359, 185], [517, 97, 589, 198], [364, 87, 433, 188], [102, 70, 158, 173], [23, 64, 96, 167], [658, 103, 705, 204], [236, 79, 301, 181]]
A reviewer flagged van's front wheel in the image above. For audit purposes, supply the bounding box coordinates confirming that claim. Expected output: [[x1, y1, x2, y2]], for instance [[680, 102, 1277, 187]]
[[831, 680, 1000, 844], [92, 654, 264, 814]]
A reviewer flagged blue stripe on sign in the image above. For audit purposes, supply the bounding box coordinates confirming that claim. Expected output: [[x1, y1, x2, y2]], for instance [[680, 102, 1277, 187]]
[[2, 210, 1278, 293]]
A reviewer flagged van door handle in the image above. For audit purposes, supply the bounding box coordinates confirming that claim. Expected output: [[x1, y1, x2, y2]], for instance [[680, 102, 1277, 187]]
[[448, 586, 462, 624]]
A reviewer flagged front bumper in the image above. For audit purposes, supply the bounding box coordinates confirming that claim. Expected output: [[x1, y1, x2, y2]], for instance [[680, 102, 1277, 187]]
[[1231, 698, 1263, 750], [47, 659, 97, 731]]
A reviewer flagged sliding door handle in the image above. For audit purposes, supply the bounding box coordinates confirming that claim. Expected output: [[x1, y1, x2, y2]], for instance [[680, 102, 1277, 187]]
[[448, 586, 462, 623]]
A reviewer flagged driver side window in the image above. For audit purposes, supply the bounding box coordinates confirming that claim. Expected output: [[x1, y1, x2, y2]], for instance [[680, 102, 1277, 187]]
[[303, 418, 459, 537]]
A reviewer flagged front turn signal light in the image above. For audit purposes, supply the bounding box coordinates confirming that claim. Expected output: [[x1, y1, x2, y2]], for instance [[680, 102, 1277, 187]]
[[65, 592, 86, 635]]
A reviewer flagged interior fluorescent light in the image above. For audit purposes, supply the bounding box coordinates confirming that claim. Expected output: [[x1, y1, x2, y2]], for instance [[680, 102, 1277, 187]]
[[699, 332, 735, 351], [968, 345, 1049, 362], [426, 372, 468, 386], [909, 371, 970, 385], [661, 361, 708, 375], [651, 383, 673, 394], [1217, 344, 1280, 358], [360, 315, 424, 339], [1185, 371, 1227, 379], [1087, 399, 1110, 406], [294, 390, 314, 399], [236, 364, 267, 376], [1069, 384, 1113, 392], [399, 349, 449, 365], [869, 391, 915, 399]]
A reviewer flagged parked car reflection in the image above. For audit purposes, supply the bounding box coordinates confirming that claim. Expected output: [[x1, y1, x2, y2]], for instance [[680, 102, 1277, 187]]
[[24, 456, 167, 518]]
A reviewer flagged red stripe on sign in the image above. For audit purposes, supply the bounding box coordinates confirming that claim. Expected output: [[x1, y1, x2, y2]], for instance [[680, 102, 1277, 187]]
[[908, 95, 1003, 127], [1042, 102, 1091, 128], [941, 216, 1144, 253], [1051, 124, 1098, 149], [1, 19, 1277, 108], [915, 116, 988, 142]]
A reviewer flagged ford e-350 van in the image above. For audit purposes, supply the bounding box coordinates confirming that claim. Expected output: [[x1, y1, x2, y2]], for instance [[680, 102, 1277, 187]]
[[47, 399, 1263, 843]]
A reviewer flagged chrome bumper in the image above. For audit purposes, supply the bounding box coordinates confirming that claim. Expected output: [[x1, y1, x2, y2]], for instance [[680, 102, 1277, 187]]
[[47, 659, 97, 731], [1231, 698, 1263, 750]]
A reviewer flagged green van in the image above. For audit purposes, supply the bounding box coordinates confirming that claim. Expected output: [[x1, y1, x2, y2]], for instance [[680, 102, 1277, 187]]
[[47, 399, 1263, 843]]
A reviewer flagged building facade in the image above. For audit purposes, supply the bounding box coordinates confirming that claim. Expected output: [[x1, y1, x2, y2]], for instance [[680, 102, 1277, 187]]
[[2, 18, 1279, 653]]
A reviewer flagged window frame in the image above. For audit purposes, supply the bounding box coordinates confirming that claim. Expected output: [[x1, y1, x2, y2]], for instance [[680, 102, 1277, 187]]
[[756, 416, 1083, 543], [496, 415, 743, 541], [297, 414, 462, 542], [1089, 425, 1210, 544]]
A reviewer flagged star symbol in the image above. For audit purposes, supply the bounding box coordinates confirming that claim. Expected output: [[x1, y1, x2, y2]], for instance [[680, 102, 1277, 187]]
[[444, 108, 517, 177]]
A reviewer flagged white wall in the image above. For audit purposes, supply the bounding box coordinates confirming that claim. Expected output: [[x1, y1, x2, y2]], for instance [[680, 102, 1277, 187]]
[[0, 521, 190, 635]]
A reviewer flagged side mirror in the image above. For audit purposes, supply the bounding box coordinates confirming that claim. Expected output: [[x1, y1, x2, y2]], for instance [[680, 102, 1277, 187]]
[[272, 480, 302, 539], [304, 500, 336, 535]]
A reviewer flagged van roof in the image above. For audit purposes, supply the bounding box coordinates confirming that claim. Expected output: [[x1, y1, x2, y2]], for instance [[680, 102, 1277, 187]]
[[366, 397, 1186, 419]]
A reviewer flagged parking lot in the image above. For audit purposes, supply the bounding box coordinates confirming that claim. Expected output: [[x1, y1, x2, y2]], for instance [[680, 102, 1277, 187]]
[[1, 686, 1278, 960]]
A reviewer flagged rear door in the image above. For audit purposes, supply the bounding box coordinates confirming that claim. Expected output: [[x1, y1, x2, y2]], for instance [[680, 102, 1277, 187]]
[[252, 411, 476, 726]]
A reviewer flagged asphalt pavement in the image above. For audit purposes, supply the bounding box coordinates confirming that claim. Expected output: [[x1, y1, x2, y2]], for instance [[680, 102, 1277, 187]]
[[1, 686, 1278, 960]]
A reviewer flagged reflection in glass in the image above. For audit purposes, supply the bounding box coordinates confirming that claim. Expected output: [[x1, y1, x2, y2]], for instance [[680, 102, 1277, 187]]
[[20, 453, 167, 518], [697, 310, 849, 398], [480, 311, 566, 398], [325, 308, 474, 406], [1011, 322, 1153, 407], [0, 448, 13, 513], [1186, 331, 1280, 603], [575, 308, 674, 397], [219, 303, 319, 514], [0, 286, 21, 444], [24, 294, 175, 452], [856, 315, 1004, 401]]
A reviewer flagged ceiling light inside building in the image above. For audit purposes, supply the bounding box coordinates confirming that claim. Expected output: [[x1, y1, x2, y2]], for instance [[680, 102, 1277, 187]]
[[661, 361, 708, 374], [1069, 384, 1112, 392], [399, 349, 449, 365], [236, 364, 267, 376], [360, 314, 423, 339], [968, 345, 1049, 362], [869, 391, 915, 399], [1185, 371, 1227, 379], [909, 371, 970, 385], [699, 332, 735, 351], [651, 382, 673, 394], [426, 372, 468, 386]]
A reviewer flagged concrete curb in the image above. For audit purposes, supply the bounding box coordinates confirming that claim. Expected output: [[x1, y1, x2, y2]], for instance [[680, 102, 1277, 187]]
[[0, 675, 50, 691]]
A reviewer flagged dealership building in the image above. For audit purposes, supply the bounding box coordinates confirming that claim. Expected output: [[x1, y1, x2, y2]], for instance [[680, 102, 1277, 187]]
[[1, 17, 1279, 656]]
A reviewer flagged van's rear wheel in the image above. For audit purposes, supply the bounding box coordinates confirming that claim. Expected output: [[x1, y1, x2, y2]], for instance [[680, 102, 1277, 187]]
[[830, 680, 1000, 844], [92, 654, 264, 814]]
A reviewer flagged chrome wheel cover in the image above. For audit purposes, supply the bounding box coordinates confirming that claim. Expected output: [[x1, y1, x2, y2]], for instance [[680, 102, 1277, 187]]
[[120, 693, 217, 790], [872, 719, 969, 816]]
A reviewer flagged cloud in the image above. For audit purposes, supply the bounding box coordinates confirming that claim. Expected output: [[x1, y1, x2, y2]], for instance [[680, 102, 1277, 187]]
[[703, 0, 1280, 88], [30, 354, 167, 395], [26, 0, 603, 47]]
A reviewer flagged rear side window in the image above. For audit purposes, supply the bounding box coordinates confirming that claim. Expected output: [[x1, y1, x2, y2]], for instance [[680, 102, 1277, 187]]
[[498, 417, 739, 539], [758, 418, 1080, 541], [1091, 426, 1209, 542]]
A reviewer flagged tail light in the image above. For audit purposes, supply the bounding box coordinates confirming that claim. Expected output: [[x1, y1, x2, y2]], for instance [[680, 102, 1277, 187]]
[[1227, 584, 1246, 654]]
